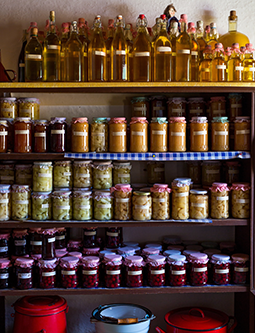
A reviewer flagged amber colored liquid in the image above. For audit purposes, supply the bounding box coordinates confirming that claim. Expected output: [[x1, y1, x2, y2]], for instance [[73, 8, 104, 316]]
[[25, 37, 43, 82], [88, 30, 107, 81], [211, 58, 227, 82], [111, 29, 128, 81], [228, 57, 243, 82], [133, 31, 151, 82], [78, 34, 90, 82], [65, 35, 83, 82], [199, 59, 212, 82], [170, 36, 177, 82], [197, 37, 206, 60], [175, 32, 191, 81], [127, 40, 133, 81], [243, 56, 255, 82], [60, 36, 68, 81], [153, 36, 172, 82], [106, 36, 113, 81], [43, 33, 61, 81], [190, 40, 199, 82]]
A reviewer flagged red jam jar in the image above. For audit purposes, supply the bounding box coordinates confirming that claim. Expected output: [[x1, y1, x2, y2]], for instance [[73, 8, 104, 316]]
[[38, 258, 57, 289], [118, 247, 136, 259], [0, 258, 10, 289], [105, 227, 120, 249], [0, 231, 10, 258], [81, 256, 100, 288], [82, 247, 100, 257], [124, 255, 144, 287], [29, 228, 42, 255], [168, 254, 187, 286], [68, 252, 82, 258], [219, 241, 236, 256], [147, 255, 166, 287], [67, 240, 82, 252], [189, 253, 209, 286], [232, 253, 249, 284], [55, 227, 67, 249], [50, 117, 67, 152], [211, 254, 231, 285], [14, 117, 32, 153], [31, 253, 42, 288], [15, 257, 34, 289], [142, 247, 160, 261], [83, 228, 97, 248], [104, 254, 122, 288], [60, 256, 79, 288], [12, 229, 28, 256], [33, 120, 49, 153], [41, 228, 56, 260]]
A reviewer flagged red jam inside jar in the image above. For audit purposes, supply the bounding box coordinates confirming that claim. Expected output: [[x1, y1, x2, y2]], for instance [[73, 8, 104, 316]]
[[0, 258, 10, 289], [104, 254, 122, 288], [168, 254, 187, 286], [55, 228, 67, 249], [232, 253, 249, 284], [12, 229, 28, 256], [14, 117, 32, 153], [81, 256, 100, 288], [29, 228, 42, 255], [124, 255, 144, 287], [50, 117, 66, 153], [189, 253, 208, 286], [83, 228, 97, 248], [38, 258, 57, 289], [33, 120, 49, 153], [147, 255, 166, 287], [211, 254, 231, 285], [42, 228, 56, 260], [0, 232, 10, 258], [105, 227, 120, 249], [60, 256, 79, 288], [15, 257, 34, 289]]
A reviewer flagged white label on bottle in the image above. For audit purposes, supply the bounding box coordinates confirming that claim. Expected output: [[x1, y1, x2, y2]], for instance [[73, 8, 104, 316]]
[[234, 267, 248, 272], [57, 205, 70, 210], [215, 268, 229, 274], [216, 196, 229, 201], [171, 108, 184, 114], [84, 231, 96, 236], [153, 198, 166, 203], [193, 131, 207, 135], [56, 235, 66, 240], [34, 132, 46, 137], [154, 168, 164, 172], [216, 65, 226, 69], [18, 273, 31, 279], [116, 198, 130, 203], [38, 173, 51, 177], [0, 273, 8, 279], [134, 205, 150, 210], [106, 232, 118, 237], [15, 200, 29, 204], [91, 133, 105, 136], [132, 131, 144, 136], [231, 104, 242, 108], [191, 203, 205, 208], [118, 173, 129, 178], [1, 108, 13, 112], [177, 49, 190, 54], [78, 173, 90, 178], [175, 192, 188, 197], [228, 170, 239, 174], [191, 51, 198, 56], [236, 199, 249, 204], [26, 54, 42, 60], [97, 174, 110, 178], [61, 270, 76, 275], [95, 50, 106, 57], [215, 131, 228, 135], [151, 269, 165, 275], [171, 132, 185, 136], [15, 130, 29, 135], [30, 241, 42, 246], [152, 130, 166, 135], [51, 130, 65, 134], [134, 52, 150, 57], [236, 130, 250, 135], [64, 172, 72, 176], [41, 204, 49, 209], [82, 270, 97, 275], [42, 271, 56, 277], [128, 270, 142, 276], [14, 240, 26, 246], [106, 270, 121, 275], [193, 267, 207, 272], [116, 50, 126, 55], [171, 270, 186, 275], [248, 67, 255, 72], [206, 170, 220, 174], [48, 237, 55, 243], [0, 132, 7, 136], [19, 63, 25, 68], [235, 66, 244, 71], [134, 106, 146, 111], [73, 131, 87, 136], [0, 247, 8, 253], [157, 46, 172, 52], [47, 45, 60, 50], [1, 176, 14, 180], [112, 131, 126, 136], [97, 204, 111, 208], [0, 199, 9, 204], [190, 109, 203, 114]]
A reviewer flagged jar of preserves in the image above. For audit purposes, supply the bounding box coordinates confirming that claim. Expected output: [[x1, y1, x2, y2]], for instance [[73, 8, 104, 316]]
[[50, 117, 67, 153], [0, 185, 11, 221], [0, 258, 10, 289], [142, 247, 160, 260], [29, 228, 42, 255], [0, 120, 8, 153], [1, 118, 13, 152], [67, 240, 82, 252], [60, 256, 79, 288], [32, 191, 51, 220], [41, 228, 56, 259], [210, 182, 229, 219], [211, 117, 229, 151], [220, 241, 236, 256], [113, 162, 132, 185], [73, 160, 92, 188], [52, 190, 72, 220], [18, 98, 39, 119], [225, 161, 240, 185], [150, 96, 167, 118], [211, 254, 231, 285], [33, 120, 49, 153], [171, 178, 191, 220], [90, 117, 108, 152], [187, 161, 202, 185], [0, 231, 10, 258], [12, 229, 28, 256], [130, 117, 148, 152], [189, 189, 209, 219], [147, 162, 165, 184], [73, 190, 92, 220], [202, 161, 221, 187], [231, 183, 250, 218], [104, 254, 122, 288], [12, 185, 31, 220], [190, 116, 208, 152], [82, 247, 100, 257], [15, 257, 34, 290], [147, 254, 166, 287], [209, 96, 226, 120], [93, 190, 113, 220], [71, 117, 89, 152], [109, 117, 127, 152], [150, 117, 168, 152], [132, 191, 152, 221], [168, 254, 187, 286], [38, 258, 57, 289], [15, 164, 33, 186], [189, 253, 208, 286], [187, 97, 205, 121], [81, 256, 100, 288], [131, 97, 150, 118], [33, 161, 53, 192], [55, 228, 66, 249], [234, 116, 251, 151], [111, 184, 132, 220], [124, 255, 144, 287], [83, 228, 97, 248], [105, 227, 120, 248], [150, 183, 171, 220], [168, 117, 186, 152], [232, 253, 249, 284], [53, 160, 72, 189], [0, 97, 17, 118], [0, 162, 15, 185], [92, 161, 112, 189], [14, 117, 32, 153], [167, 97, 186, 118], [118, 247, 136, 259], [228, 93, 242, 122]]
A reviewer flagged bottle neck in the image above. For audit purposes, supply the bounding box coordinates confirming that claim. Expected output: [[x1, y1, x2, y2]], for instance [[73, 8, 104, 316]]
[[228, 19, 237, 32], [107, 27, 114, 39], [49, 20, 56, 34], [125, 29, 133, 41], [181, 21, 187, 33]]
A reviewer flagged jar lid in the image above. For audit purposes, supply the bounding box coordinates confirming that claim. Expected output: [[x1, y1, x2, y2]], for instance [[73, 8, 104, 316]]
[[15, 257, 34, 266], [147, 254, 165, 264], [231, 253, 249, 262], [13, 228, 28, 235], [83, 247, 100, 253], [151, 117, 168, 123], [133, 191, 150, 196], [201, 241, 218, 249], [73, 160, 92, 165], [231, 183, 250, 191], [0, 184, 11, 191], [31, 254, 42, 261], [210, 182, 229, 192], [99, 250, 116, 258], [234, 116, 250, 122], [32, 191, 51, 198], [190, 189, 208, 195], [93, 160, 112, 166], [50, 117, 66, 122], [52, 190, 72, 196], [131, 97, 148, 103], [0, 120, 7, 125], [93, 190, 112, 197], [211, 254, 230, 262], [14, 117, 31, 122], [125, 255, 143, 263], [0, 258, 11, 268], [71, 117, 88, 123], [131, 117, 147, 121], [212, 117, 229, 123], [123, 241, 139, 247], [18, 97, 38, 102], [82, 256, 100, 264], [117, 247, 136, 255], [28, 228, 42, 232], [104, 254, 122, 262], [12, 184, 30, 191], [172, 178, 192, 187], [73, 190, 92, 196], [168, 254, 186, 262], [61, 256, 79, 264], [142, 247, 160, 255], [0, 232, 10, 239], [183, 250, 200, 256], [145, 243, 162, 250], [55, 249, 68, 258], [168, 117, 186, 123], [114, 184, 132, 191], [39, 258, 57, 265], [163, 250, 181, 256], [67, 251, 82, 258], [189, 253, 208, 261], [190, 116, 208, 123], [33, 161, 52, 166], [219, 241, 235, 249], [92, 117, 108, 123], [0, 97, 16, 101], [15, 164, 32, 169], [34, 119, 48, 124]]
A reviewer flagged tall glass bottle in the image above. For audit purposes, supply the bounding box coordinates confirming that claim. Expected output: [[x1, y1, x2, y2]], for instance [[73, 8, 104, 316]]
[[199, 45, 212, 82], [211, 43, 227, 82], [204, 25, 210, 43], [243, 43, 255, 82], [125, 23, 133, 81], [188, 23, 199, 82], [196, 21, 206, 60], [106, 19, 115, 81], [228, 43, 243, 82], [169, 21, 179, 82], [133, 14, 151, 82], [43, 11, 61, 81], [78, 18, 90, 82], [175, 14, 191, 82], [240, 46, 246, 61], [88, 15, 107, 82], [152, 17, 161, 39], [60, 23, 69, 81], [208, 22, 218, 50], [151, 16, 164, 78], [18, 29, 28, 82], [65, 21, 83, 82], [25, 27, 43, 82]]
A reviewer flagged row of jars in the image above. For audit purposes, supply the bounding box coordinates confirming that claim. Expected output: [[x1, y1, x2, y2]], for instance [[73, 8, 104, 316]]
[[0, 97, 40, 120]]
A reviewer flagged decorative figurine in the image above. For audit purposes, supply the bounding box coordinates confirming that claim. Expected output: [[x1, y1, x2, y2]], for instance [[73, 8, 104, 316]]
[[163, 3, 180, 33]]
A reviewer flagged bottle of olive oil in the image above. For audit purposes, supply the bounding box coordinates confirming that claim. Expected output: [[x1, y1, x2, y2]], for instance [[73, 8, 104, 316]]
[[25, 26, 43, 81], [18, 29, 28, 82], [78, 18, 90, 82], [105, 19, 115, 81], [169, 21, 179, 82], [196, 21, 206, 60], [211, 43, 227, 82], [125, 23, 133, 81], [199, 45, 213, 82], [243, 43, 255, 82], [60, 23, 69, 81], [228, 43, 244, 82], [188, 23, 200, 82]]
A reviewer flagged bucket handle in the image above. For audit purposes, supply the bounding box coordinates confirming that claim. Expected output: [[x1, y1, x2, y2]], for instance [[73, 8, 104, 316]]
[[228, 316, 237, 333], [189, 308, 205, 318]]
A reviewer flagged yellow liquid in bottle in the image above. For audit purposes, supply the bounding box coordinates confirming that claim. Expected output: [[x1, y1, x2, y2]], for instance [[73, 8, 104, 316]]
[[218, 31, 249, 49], [243, 55, 255, 81], [190, 39, 199, 82], [154, 39, 172, 82], [199, 59, 212, 82], [133, 31, 151, 82], [25, 37, 43, 82], [43, 33, 61, 81], [78, 34, 90, 82], [65, 35, 83, 82], [170, 36, 177, 82], [228, 57, 243, 82], [111, 28, 128, 81], [60, 36, 68, 81], [175, 30, 191, 82], [88, 30, 107, 81], [211, 57, 227, 82], [197, 37, 206, 60]]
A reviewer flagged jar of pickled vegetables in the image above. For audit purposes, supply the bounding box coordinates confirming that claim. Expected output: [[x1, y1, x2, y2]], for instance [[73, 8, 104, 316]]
[[32, 191, 51, 220], [167, 97, 186, 118], [83, 228, 97, 248], [147, 254, 166, 287], [111, 184, 132, 220], [147, 162, 165, 184], [29, 228, 42, 255], [109, 117, 127, 152], [150, 96, 167, 118], [41, 228, 56, 260], [50, 117, 67, 153], [53, 160, 72, 189], [210, 182, 229, 219], [0, 163, 15, 185], [168, 117, 186, 152], [168, 254, 187, 286], [0, 120, 8, 153], [33, 161, 53, 192], [15, 257, 34, 290], [234, 116, 251, 151], [231, 183, 250, 218], [0, 231, 10, 258], [113, 162, 132, 185], [93, 190, 113, 220], [60, 256, 79, 288], [104, 254, 122, 288], [171, 178, 191, 220], [124, 255, 144, 287], [71, 117, 89, 153], [150, 183, 171, 220], [14, 117, 32, 153], [81, 256, 100, 288], [132, 191, 152, 221], [225, 161, 240, 185], [0, 97, 17, 118], [187, 161, 202, 185], [0, 258, 10, 289], [209, 96, 226, 120], [73, 160, 92, 188], [90, 117, 108, 152], [55, 228, 66, 249], [150, 117, 168, 152], [12, 185, 31, 220], [232, 253, 249, 284], [190, 116, 208, 152], [92, 161, 112, 189], [202, 161, 221, 187], [38, 258, 57, 289], [211, 117, 229, 151], [189, 189, 209, 219], [13, 229, 28, 256], [189, 253, 208, 286], [130, 117, 148, 152], [73, 190, 92, 220], [18, 98, 39, 119], [228, 93, 242, 121], [52, 190, 72, 220], [0, 185, 11, 221], [15, 164, 32, 186], [131, 97, 150, 118]]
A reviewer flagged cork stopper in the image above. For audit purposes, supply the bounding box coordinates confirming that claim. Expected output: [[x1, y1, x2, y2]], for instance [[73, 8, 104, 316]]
[[229, 10, 237, 20], [31, 27, 38, 36], [50, 11, 55, 21]]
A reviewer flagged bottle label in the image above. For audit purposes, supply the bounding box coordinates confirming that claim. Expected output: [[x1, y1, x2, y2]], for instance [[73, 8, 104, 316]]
[[174, 192, 188, 197], [41, 204, 50, 209], [64, 172, 72, 176], [38, 173, 51, 177], [112, 131, 126, 136], [171, 270, 186, 275], [134, 52, 150, 57], [171, 132, 185, 136], [14, 240, 26, 246], [248, 67, 255, 72], [150, 269, 165, 275], [95, 50, 106, 57], [15, 130, 29, 135], [228, 170, 239, 174], [97, 204, 111, 208], [106, 270, 121, 275], [216, 65, 226, 69], [0, 199, 9, 204], [128, 270, 142, 276], [19, 63, 25, 68], [236, 130, 250, 135], [18, 273, 31, 279], [191, 51, 198, 56], [73, 131, 87, 136], [82, 270, 97, 275], [51, 130, 65, 134], [193, 131, 207, 135], [191, 203, 205, 208], [234, 267, 248, 272], [235, 199, 249, 204], [42, 271, 56, 277], [57, 205, 70, 210], [134, 106, 146, 111], [189, 109, 203, 114], [0, 176, 14, 181], [152, 130, 166, 135], [116, 50, 126, 55], [177, 49, 190, 54], [153, 198, 166, 203], [0, 132, 7, 136], [97, 174, 110, 178], [47, 45, 60, 50], [48, 237, 55, 243], [134, 205, 150, 210], [78, 173, 90, 178], [30, 241, 42, 246], [215, 131, 228, 135], [231, 104, 242, 108], [157, 46, 171, 52], [15, 200, 29, 204], [56, 235, 66, 240], [84, 231, 96, 236], [106, 232, 118, 237], [0, 247, 8, 253], [206, 170, 219, 174], [235, 66, 244, 71], [26, 54, 42, 60], [0, 273, 9, 279], [61, 270, 76, 275], [117, 174, 129, 178], [193, 267, 207, 272], [215, 268, 229, 274], [91, 133, 105, 136], [171, 108, 185, 113], [216, 196, 229, 201], [34, 132, 46, 137], [132, 131, 145, 136]]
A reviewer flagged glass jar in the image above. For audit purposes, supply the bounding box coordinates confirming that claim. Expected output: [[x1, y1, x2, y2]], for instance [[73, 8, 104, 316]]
[[0, 258, 10, 289], [83, 228, 97, 248], [52, 190, 72, 220], [132, 191, 152, 221], [71, 117, 89, 152], [211, 254, 231, 285], [171, 178, 191, 220], [41, 228, 56, 260], [38, 258, 57, 289], [210, 182, 229, 219], [130, 117, 148, 152], [228, 93, 242, 121], [131, 97, 150, 118], [167, 97, 186, 118], [15, 164, 33, 186], [220, 241, 236, 256], [53, 160, 72, 189], [0, 97, 18, 118], [190, 117, 208, 152], [211, 117, 229, 151], [209, 96, 226, 120], [90, 117, 108, 152], [50, 117, 67, 152], [168, 254, 187, 286], [92, 161, 112, 189], [0, 120, 8, 153], [0, 163, 15, 185], [147, 162, 165, 184], [18, 98, 39, 119], [234, 116, 251, 151], [118, 247, 136, 259], [109, 117, 127, 153], [12, 185, 31, 220], [32, 191, 51, 220], [73, 190, 92, 220], [0, 185, 11, 221], [67, 240, 82, 252], [81, 256, 100, 288], [104, 254, 122, 288], [187, 162, 202, 185], [82, 247, 100, 257], [73, 160, 92, 188], [147, 255, 166, 287], [231, 183, 250, 218], [113, 162, 132, 185], [33, 162, 53, 192], [189, 189, 209, 219], [33, 120, 49, 153], [60, 256, 79, 288], [168, 117, 186, 152], [93, 190, 113, 220], [142, 247, 160, 260], [0, 231, 10, 258], [15, 257, 34, 289], [232, 253, 249, 284], [12, 229, 28, 256], [29, 228, 42, 255], [111, 184, 132, 220], [55, 228, 66, 249], [225, 161, 240, 185], [187, 97, 205, 121], [150, 117, 168, 152], [0, 118, 13, 152], [105, 227, 120, 248], [189, 253, 208, 286], [151, 183, 171, 220], [14, 117, 32, 153], [150, 96, 167, 118], [202, 161, 221, 187], [124, 255, 144, 287]]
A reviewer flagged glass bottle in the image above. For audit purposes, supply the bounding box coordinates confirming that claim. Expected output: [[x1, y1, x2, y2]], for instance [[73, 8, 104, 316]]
[[199, 45, 212, 82], [18, 29, 29, 82], [151, 16, 162, 78], [204, 25, 210, 43], [133, 14, 151, 82], [228, 43, 244, 82], [196, 21, 206, 60], [125, 23, 133, 81], [43, 11, 61, 81], [169, 21, 179, 82], [60, 22, 69, 82], [211, 43, 227, 82], [88, 15, 107, 81], [208, 22, 218, 49], [188, 23, 199, 82], [78, 18, 90, 82], [243, 43, 255, 82], [25, 27, 43, 82], [111, 15, 128, 81], [105, 19, 115, 81]]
